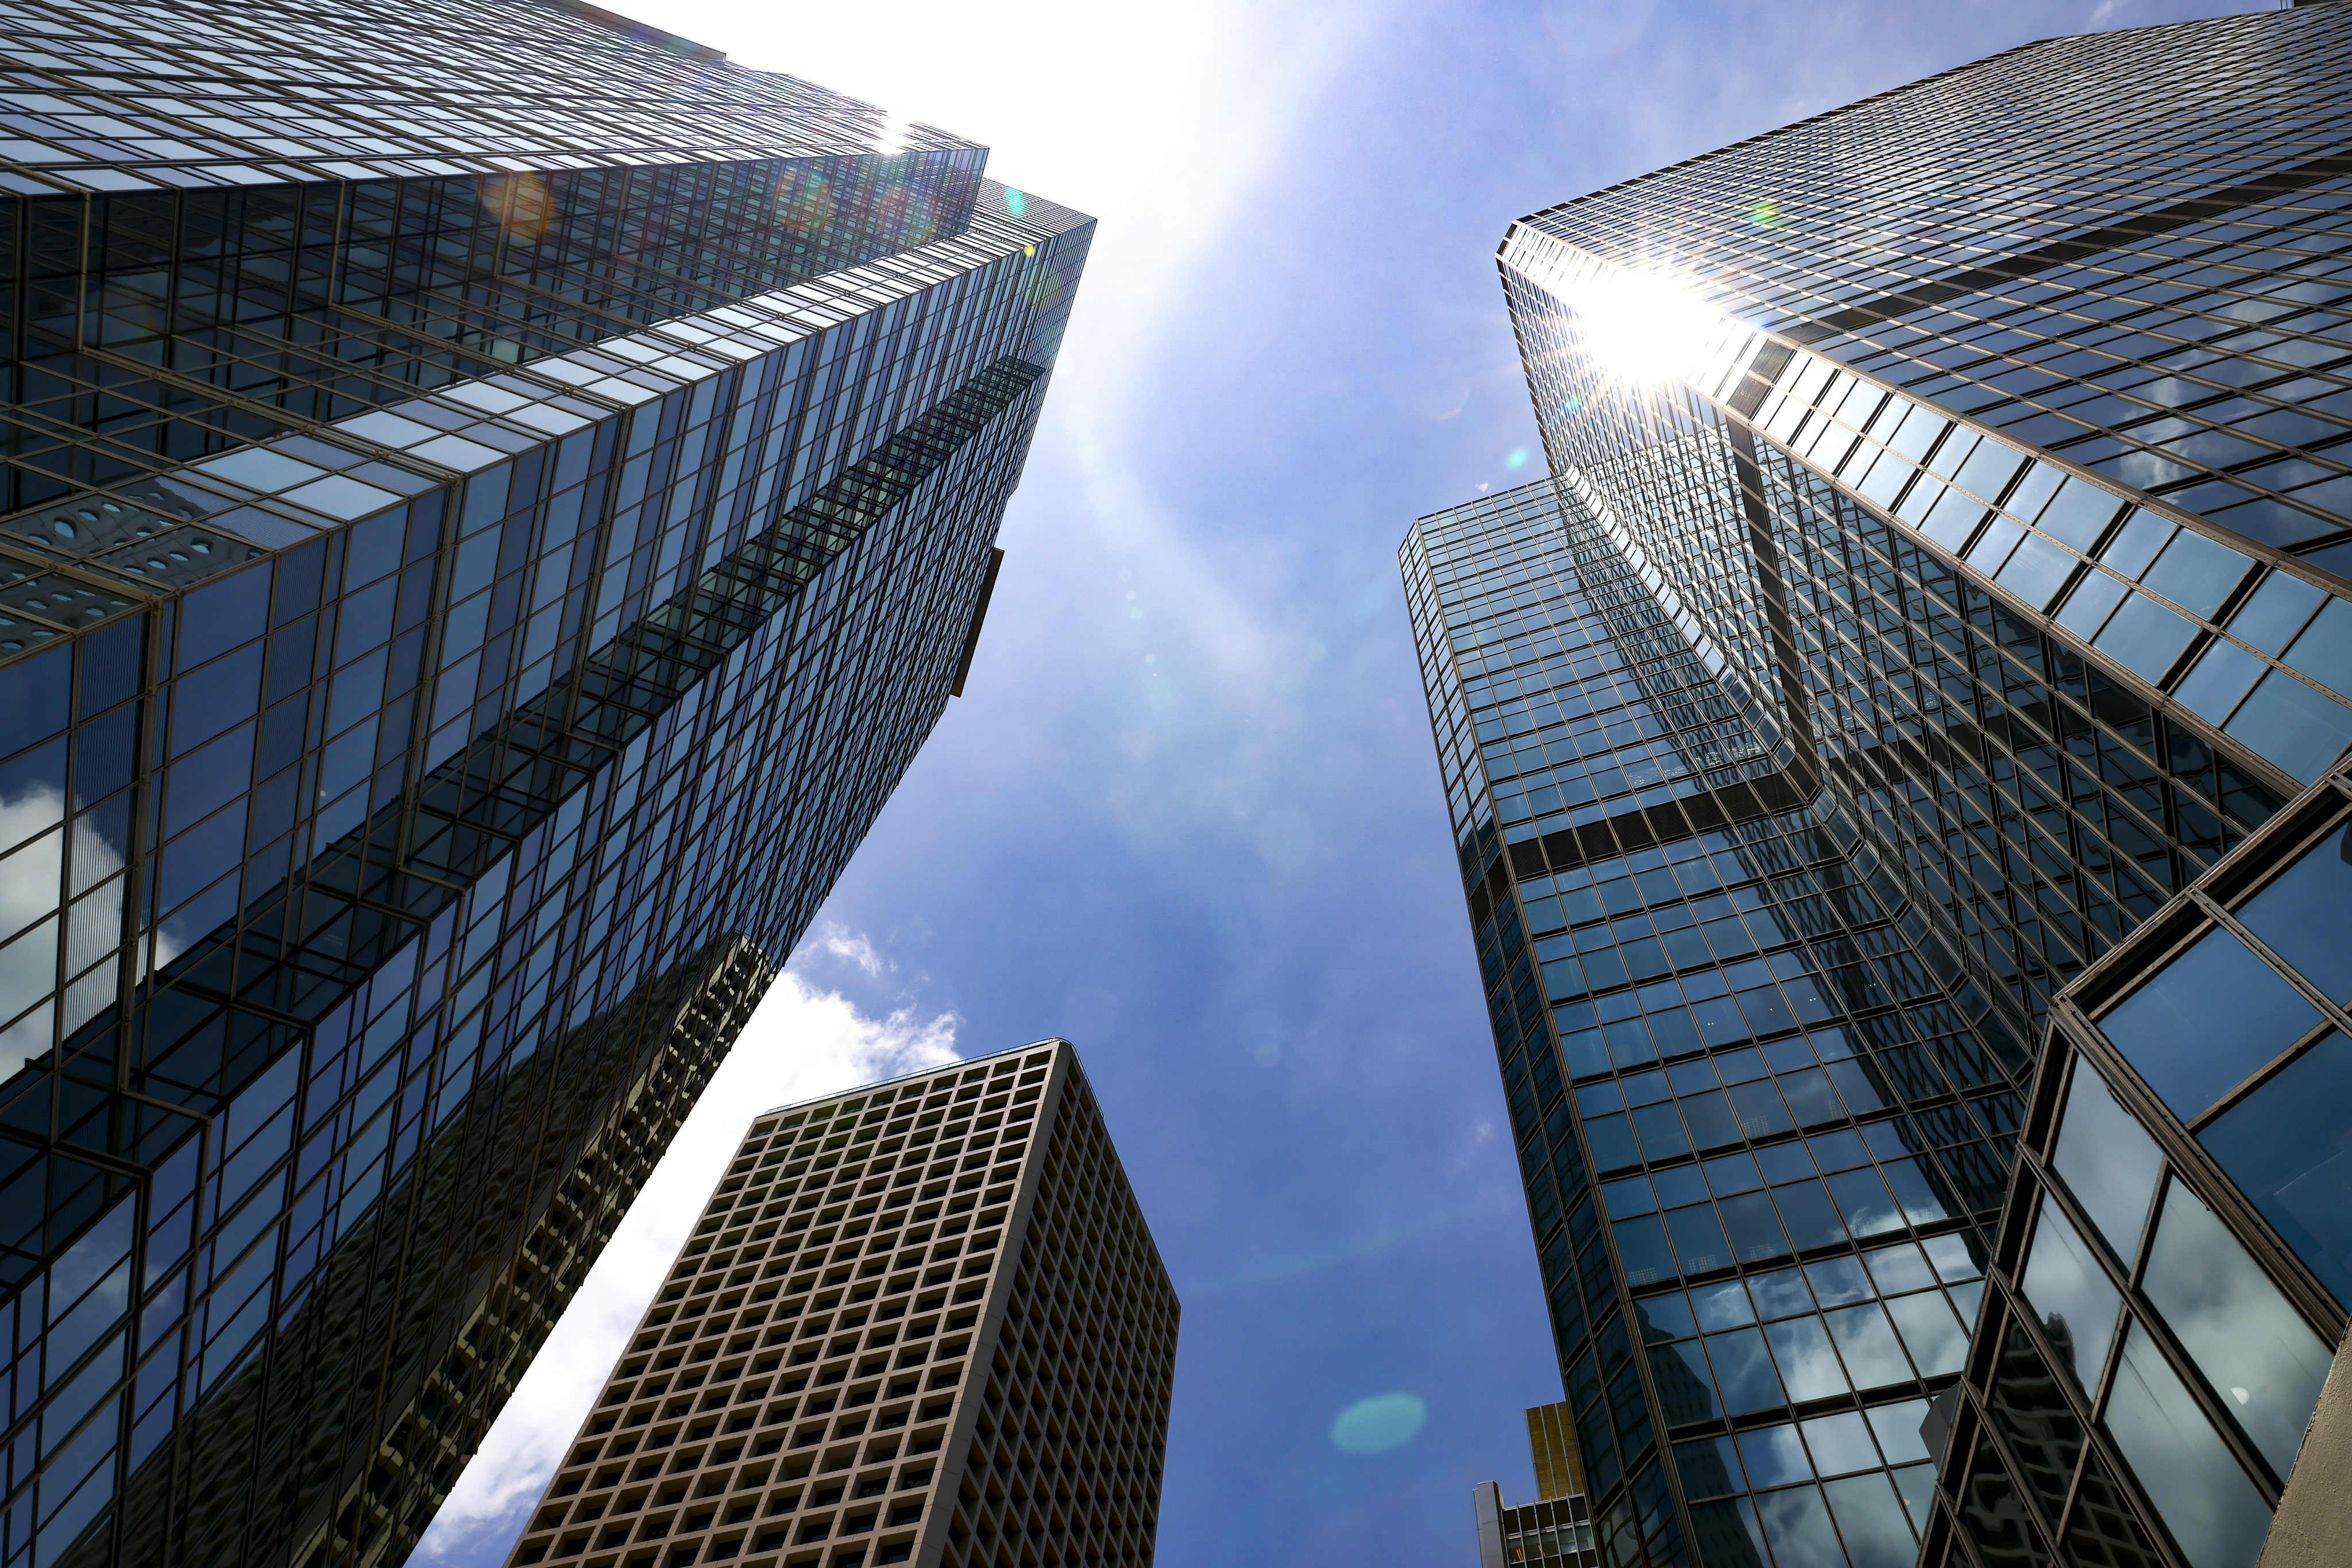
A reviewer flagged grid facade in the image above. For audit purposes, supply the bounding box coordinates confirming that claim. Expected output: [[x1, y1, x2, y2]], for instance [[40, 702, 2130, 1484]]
[[0, 6, 1094, 1566], [1409, 485, 2010, 1568], [1918, 755, 2352, 1568], [1408, 8, 2352, 1568], [505, 1040, 1179, 1568]]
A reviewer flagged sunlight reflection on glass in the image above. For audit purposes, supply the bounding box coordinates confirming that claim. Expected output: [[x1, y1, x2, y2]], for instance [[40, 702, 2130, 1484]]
[[1573, 266, 1729, 388]]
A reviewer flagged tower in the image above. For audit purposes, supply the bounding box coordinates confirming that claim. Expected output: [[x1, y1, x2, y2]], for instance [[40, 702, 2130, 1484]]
[[0, 2, 1091, 1563], [500, 1041, 1179, 1568], [1408, 6, 2352, 1565]]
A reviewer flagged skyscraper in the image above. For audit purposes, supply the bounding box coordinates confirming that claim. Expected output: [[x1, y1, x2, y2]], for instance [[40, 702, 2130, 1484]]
[[1407, 6, 2352, 1567], [0, 3, 1090, 1565], [501, 1040, 1179, 1568]]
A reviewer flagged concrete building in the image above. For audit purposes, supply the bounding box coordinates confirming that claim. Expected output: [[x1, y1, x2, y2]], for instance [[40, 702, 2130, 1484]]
[[503, 1041, 1178, 1568]]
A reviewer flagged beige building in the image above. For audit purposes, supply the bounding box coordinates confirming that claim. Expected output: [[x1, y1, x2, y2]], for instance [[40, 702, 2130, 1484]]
[[1473, 1404, 1598, 1568], [503, 1039, 1179, 1568]]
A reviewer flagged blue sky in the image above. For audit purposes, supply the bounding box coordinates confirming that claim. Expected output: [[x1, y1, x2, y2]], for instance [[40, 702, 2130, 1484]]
[[415, 2, 2262, 1565]]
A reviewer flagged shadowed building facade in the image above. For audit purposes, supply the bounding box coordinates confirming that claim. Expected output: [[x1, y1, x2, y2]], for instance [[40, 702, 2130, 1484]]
[[1407, 6, 2352, 1567], [501, 1040, 1179, 1568], [0, 3, 1090, 1565]]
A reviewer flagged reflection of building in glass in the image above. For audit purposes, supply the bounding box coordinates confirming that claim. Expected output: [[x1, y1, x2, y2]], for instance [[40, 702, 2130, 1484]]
[[0, 3, 1090, 1564], [1407, 6, 2352, 1566], [1924, 756, 2352, 1568], [1476, 1401, 1600, 1568], [501, 1041, 1179, 1568]]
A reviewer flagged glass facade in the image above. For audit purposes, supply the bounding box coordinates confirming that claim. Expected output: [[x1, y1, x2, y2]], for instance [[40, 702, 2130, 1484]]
[[0, 5, 1091, 1567], [1408, 7, 2352, 1568], [1918, 755, 2352, 1568]]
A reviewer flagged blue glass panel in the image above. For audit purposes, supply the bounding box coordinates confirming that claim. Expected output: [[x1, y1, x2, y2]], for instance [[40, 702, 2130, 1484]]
[[2018, 1194, 2121, 1397], [1614, 1215, 1677, 1286], [2139, 528, 2251, 619], [2234, 822, 2352, 1005], [1766, 1315, 1851, 1401], [2225, 668, 2352, 784], [1650, 1338, 1722, 1425], [1705, 1327, 1786, 1415], [2092, 592, 2197, 683], [2098, 925, 2321, 1119], [1737, 1423, 1813, 1487], [1666, 1203, 1735, 1275], [2199, 1030, 2352, 1310], [2051, 1061, 2165, 1262], [1823, 1471, 1920, 1567]]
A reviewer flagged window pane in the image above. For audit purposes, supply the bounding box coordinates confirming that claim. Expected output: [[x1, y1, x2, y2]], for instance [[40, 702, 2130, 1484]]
[[2234, 821, 2352, 1005], [1754, 1484, 1851, 1568], [2019, 1194, 2123, 1398], [1649, 1337, 1722, 1426], [1767, 1315, 1853, 1403], [1883, 1291, 1968, 1378], [1665, 1202, 1735, 1275], [2141, 1178, 2332, 1478], [1824, 1303, 1915, 1391], [1801, 1411, 1880, 1476], [2102, 1321, 2273, 1568], [1824, 1470, 1920, 1567], [1706, 1326, 1788, 1415], [1738, 1422, 1814, 1487], [2199, 1029, 2352, 1311], [2051, 1060, 2165, 1262], [2098, 926, 2321, 1119]]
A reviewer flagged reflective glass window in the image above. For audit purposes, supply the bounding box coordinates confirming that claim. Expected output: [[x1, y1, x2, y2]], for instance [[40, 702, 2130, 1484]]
[[2098, 926, 2321, 1119], [2234, 821, 2352, 1005], [2050, 1062, 2164, 1264], [2199, 1029, 2352, 1310], [2141, 1177, 2332, 1478], [2102, 1320, 2273, 1568], [2018, 1194, 2122, 1397], [1824, 1470, 1920, 1566], [1752, 1484, 1850, 1568]]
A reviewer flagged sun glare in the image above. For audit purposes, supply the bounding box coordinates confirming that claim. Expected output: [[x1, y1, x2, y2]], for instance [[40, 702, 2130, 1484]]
[[1572, 266, 1728, 389]]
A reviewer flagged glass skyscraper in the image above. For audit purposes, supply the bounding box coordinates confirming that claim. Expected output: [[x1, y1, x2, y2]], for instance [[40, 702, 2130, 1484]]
[[0, 3, 1089, 1566], [1407, 7, 2352, 1568]]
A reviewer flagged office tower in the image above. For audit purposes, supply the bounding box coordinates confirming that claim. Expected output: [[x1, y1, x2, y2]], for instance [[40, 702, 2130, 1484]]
[[0, 2, 1092, 1565], [1473, 1402, 1598, 1568], [1405, 6, 2352, 1567], [1914, 751, 2352, 1568], [501, 1040, 1180, 1568]]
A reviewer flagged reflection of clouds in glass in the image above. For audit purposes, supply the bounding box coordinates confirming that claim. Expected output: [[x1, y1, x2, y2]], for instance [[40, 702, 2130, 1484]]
[[1764, 1315, 1850, 1402], [0, 783, 163, 1074], [2019, 1194, 2121, 1397], [2142, 1178, 2331, 1477]]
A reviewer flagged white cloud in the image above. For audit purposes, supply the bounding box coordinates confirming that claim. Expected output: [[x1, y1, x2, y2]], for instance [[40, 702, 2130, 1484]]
[[411, 945, 959, 1567], [815, 922, 887, 977]]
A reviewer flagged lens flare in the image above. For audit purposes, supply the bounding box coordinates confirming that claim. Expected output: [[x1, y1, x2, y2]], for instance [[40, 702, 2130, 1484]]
[[1003, 186, 1028, 218], [1330, 1393, 1427, 1454], [488, 170, 552, 246], [1573, 267, 1729, 389]]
